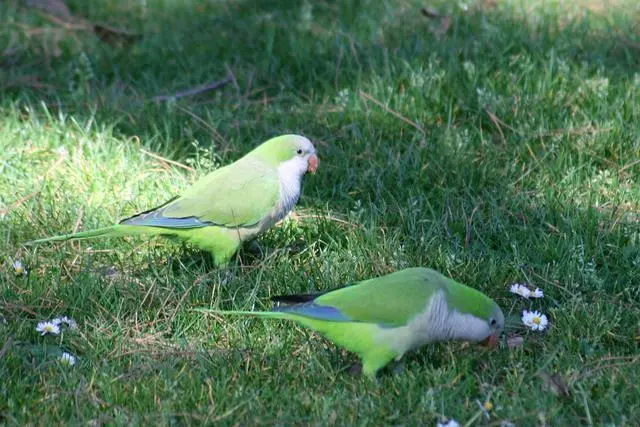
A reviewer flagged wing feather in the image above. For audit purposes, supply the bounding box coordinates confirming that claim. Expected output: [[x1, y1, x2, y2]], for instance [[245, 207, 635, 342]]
[[121, 158, 280, 229], [274, 268, 447, 327]]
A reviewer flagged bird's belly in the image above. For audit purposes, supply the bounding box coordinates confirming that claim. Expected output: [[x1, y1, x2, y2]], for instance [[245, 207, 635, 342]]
[[376, 322, 431, 357], [376, 295, 447, 356]]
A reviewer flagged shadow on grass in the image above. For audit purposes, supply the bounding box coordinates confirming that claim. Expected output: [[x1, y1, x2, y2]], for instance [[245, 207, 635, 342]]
[[2, 0, 638, 153]]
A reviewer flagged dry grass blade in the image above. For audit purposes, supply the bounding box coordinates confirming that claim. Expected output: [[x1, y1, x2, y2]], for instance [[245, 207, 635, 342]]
[[140, 149, 195, 172], [152, 77, 232, 102], [619, 36, 640, 51], [0, 336, 14, 360], [359, 90, 426, 136], [485, 108, 507, 144]]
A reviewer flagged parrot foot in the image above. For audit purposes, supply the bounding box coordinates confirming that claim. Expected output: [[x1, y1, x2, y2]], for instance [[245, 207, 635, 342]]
[[242, 241, 278, 263], [218, 270, 237, 286], [389, 359, 406, 375], [246, 240, 265, 256], [347, 362, 362, 377]]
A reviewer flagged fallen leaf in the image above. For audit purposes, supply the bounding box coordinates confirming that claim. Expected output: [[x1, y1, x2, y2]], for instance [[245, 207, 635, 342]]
[[93, 23, 142, 47], [481, 0, 499, 9], [507, 335, 524, 348], [420, 6, 452, 38], [96, 266, 120, 280], [420, 7, 441, 19], [438, 16, 452, 36], [26, 0, 72, 22], [539, 370, 571, 398]]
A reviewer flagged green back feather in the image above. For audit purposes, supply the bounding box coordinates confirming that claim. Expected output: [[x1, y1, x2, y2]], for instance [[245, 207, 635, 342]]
[[160, 158, 279, 227], [314, 268, 497, 325], [313, 268, 441, 327]]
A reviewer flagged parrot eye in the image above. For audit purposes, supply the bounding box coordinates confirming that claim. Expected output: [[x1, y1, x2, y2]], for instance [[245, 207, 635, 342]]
[[296, 148, 303, 155], [489, 318, 497, 327]]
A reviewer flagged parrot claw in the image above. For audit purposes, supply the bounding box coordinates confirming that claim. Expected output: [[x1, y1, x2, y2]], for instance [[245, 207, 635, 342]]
[[347, 363, 363, 377], [246, 240, 265, 256], [216, 270, 237, 286], [389, 359, 406, 375]]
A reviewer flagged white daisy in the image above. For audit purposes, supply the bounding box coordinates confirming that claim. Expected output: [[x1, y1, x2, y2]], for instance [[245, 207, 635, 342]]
[[436, 420, 460, 427], [509, 283, 531, 299], [59, 352, 76, 367], [531, 287, 544, 298], [522, 310, 549, 331], [53, 316, 78, 330], [13, 260, 27, 276], [35, 321, 60, 336]]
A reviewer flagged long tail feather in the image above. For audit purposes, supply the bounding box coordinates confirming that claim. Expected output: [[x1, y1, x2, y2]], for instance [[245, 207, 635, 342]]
[[271, 292, 326, 305], [193, 308, 292, 320], [195, 307, 396, 378], [26, 225, 143, 245]]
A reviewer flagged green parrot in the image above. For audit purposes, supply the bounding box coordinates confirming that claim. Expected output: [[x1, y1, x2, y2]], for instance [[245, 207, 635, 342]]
[[28, 134, 319, 266], [197, 267, 504, 377]]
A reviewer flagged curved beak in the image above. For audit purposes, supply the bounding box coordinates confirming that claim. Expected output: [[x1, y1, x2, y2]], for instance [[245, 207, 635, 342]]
[[480, 333, 499, 348], [307, 153, 319, 174]]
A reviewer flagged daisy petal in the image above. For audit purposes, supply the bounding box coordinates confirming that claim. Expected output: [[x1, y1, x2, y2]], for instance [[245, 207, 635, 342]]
[[35, 321, 60, 336], [522, 310, 549, 331], [59, 352, 76, 367], [531, 288, 544, 298]]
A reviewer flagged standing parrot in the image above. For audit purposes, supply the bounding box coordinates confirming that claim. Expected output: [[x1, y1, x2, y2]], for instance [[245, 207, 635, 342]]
[[28, 134, 319, 266], [197, 267, 504, 377]]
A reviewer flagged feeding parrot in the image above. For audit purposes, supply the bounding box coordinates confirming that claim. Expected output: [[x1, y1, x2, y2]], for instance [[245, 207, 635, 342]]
[[28, 134, 319, 266], [197, 267, 504, 377]]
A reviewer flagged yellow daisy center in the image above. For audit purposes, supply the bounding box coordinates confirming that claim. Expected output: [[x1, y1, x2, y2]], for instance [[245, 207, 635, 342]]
[[532, 317, 541, 324], [44, 325, 55, 331]]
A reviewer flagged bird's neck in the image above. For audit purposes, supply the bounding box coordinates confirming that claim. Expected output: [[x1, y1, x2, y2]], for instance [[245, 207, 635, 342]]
[[420, 292, 489, 342], [273, 161, 304, 220]]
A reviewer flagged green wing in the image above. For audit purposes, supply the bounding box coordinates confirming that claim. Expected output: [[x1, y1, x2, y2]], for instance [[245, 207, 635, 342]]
[[312, 268, 447, 327], [121, 158, 280, 229]]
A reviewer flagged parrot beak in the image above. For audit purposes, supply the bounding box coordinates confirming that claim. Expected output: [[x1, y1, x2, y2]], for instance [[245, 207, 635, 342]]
[[307, 153, 319, 174], [480, 333, 499, 348]]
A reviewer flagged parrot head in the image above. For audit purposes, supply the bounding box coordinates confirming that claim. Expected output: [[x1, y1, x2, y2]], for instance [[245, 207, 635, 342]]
[[448, 301, 504, 348], [479, 303, 504, 348], [444, 283, 504, 348], [250, 134, 319, 176]]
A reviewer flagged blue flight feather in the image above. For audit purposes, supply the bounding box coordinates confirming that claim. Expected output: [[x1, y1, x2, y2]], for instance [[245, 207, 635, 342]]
[[273, 302, 352, 322], [119, 202, 211, 229]]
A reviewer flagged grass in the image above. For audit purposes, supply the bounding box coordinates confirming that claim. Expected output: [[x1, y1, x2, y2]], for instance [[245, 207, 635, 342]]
[[1, 0, 639, 424]]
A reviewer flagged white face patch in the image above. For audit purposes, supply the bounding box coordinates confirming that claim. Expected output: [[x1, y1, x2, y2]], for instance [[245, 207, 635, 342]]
[[445, 310, 492, 342]]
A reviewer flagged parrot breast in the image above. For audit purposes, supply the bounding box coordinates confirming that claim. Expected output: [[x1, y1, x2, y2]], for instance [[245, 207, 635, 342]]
[[270, 159, 304, 224], [375, 289, 495, 359], [375, 290, 451, 357]]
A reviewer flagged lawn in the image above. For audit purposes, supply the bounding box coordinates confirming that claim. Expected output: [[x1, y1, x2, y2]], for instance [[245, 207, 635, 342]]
[[1, 0, 639, 424]]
